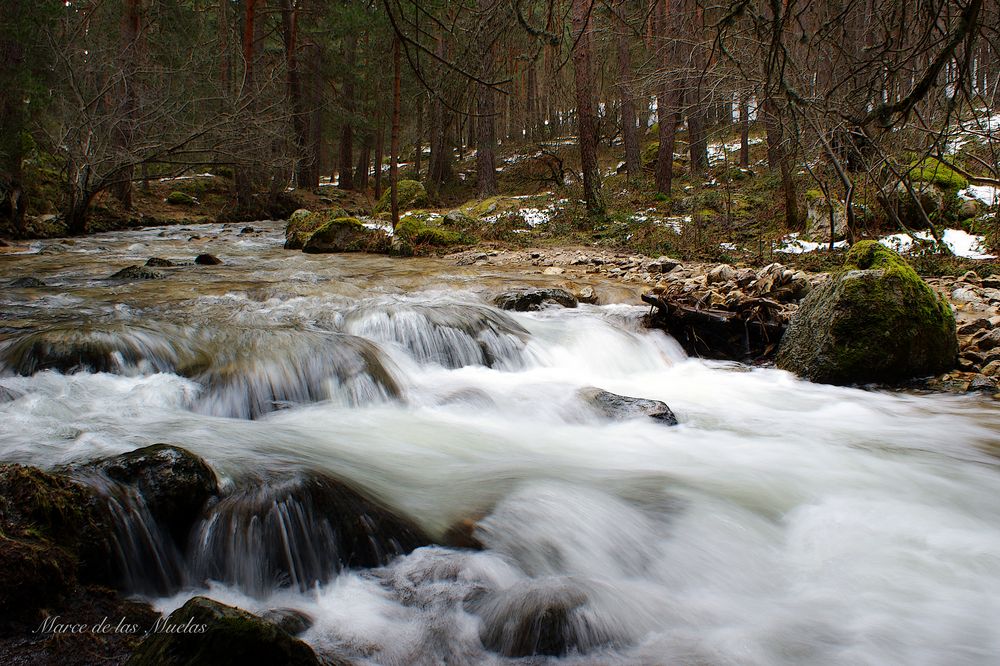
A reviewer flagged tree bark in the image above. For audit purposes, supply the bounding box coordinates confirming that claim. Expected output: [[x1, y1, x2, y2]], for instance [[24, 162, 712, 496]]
[[390, 37, 401, 229], [571, 0, 604, 216], [476, 0, 499, 198], [374, 112, 384, 199], [112, 0, 142, 209], [338, 33, 357, 190], [655, 0, 678, 196], [0, 0, 27, 235], [615, 0, 640, 180]]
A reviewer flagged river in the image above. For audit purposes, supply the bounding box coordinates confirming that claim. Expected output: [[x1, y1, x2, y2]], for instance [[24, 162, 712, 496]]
[[2, 222, 1000, 665]]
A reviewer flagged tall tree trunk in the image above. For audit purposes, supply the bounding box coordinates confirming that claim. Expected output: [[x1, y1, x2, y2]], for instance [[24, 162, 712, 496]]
[[615, 0, 640, 180], [390, 37, 401, 229], [763, 97, 801, 229], [415, 95, 423, 178], [739, 93, 750, 169], [0, 0, 27, 235], [235, 0, 260, 212], [571, 0, 604, 216], [374, 113, 384, 199], [280, 0, 316, 190], [476, 0, 498, 198], [354, 132, 371, 192], [655, 0, 678, 196], [338, 33, 357, 190], [112, 0, 142, 209]]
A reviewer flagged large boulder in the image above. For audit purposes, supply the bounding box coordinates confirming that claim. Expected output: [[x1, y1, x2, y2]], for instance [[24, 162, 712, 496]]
[[374, 179, 427, 214], [126, 597, 320, 666], [86, 444, 218, 546], [804, 191, 848, 242], [776, 241, 957, 384], [301, 217, 388, 254], [0, 464, 111, 624], [284, 208, 347, 250]]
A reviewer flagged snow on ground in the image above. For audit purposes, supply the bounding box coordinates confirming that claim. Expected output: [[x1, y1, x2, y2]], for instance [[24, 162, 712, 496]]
[[707, 137, 763, 166], [776, 233, 849, 254], [944, 110, 1000, 154], [158, 173, 215, 182], [959, 184, 1000, 206]]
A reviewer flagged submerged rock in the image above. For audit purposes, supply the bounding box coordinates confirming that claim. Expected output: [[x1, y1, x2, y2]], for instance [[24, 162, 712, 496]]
[[188, 473, 432, 596], [776, 241, 957, 384], [87, 444, 218, 547], [8, 276, 46, 288], [145, 257, 174, 267], [107, 265, 166, 280], [493, 288, 578, 311], [126, 597, 320, 666], [468, 579, 619, 658], [580, 387, 678, 425], [194, 253, 222, 265], [0, 385, 21, 402]]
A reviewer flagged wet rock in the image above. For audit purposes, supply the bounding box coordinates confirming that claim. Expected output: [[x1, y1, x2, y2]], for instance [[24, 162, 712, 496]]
[[0, 465, 113, 624], [494, 288, 578, 311], [442, 516, 485, 550], [107, 265, 166, 281], [968, 375, 997, 392], [958, 318, 991, 336], [468, 580, 618, 658], [145, 257, 174, 267], [647, 256, 681, 273], [261, 608, 313, 636], [982, 360, 1000, 377], [126, 597, 320, 666], [87, 445, 218, 547], [8, 276, 46, 288], [973, 329, 1000, 351], [580, 387, 678, 425], [542, 266, 565, 276], [777, 242, 957, 385], [194, 253, 223, 265], [706, 264, 737, 285], [576, 286, 598, 304], [0, 386, 22, 403], [240, 226, 256, 234], [188, 473, 431, 595]]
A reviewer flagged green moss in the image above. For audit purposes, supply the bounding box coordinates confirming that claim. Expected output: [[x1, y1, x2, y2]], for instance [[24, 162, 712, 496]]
[[374, 179, 427, 214], [909, 157, 969, 191], [805, 189, 824, 202], [284, 208, 347, 249], [641, 141, 660, 166], [302, 217, 388, 253], [396, 215, 466, 246], [461, 196, 505, 219], [166, 191, 196, 206]]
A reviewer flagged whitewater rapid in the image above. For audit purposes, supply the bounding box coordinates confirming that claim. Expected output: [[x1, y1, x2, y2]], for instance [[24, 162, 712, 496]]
[[1, 222, 999, 665]]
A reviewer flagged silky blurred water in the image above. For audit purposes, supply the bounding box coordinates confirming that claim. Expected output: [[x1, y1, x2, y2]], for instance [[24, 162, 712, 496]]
[[2, 222, 999, 665]]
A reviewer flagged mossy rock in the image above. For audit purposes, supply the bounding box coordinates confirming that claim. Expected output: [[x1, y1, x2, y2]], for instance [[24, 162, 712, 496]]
[[0, 464, 112, 623], [908, 157, 969, 191], [396, 215, 467, 247], [776, 241, 957, 385], [284, 208, 347, 249], [374, 179, 427, 214], [166, 191, 197, 206], [126, 596, 320, 666], [302, 217, 389, 254]]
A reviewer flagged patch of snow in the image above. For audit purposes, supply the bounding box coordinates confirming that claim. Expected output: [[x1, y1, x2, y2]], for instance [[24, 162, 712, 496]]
[[959, 185, 999, 206], [879, 229, 995, 260], [158, 173, 214, 182], [719, 242, 738, 251], [776, 233, 849, 254]]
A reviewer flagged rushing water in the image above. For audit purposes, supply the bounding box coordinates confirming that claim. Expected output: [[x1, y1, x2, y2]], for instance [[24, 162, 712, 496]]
[[2, 222, 1000, 665]]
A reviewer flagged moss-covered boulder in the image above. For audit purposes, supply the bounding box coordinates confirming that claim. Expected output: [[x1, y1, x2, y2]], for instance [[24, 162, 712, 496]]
[[374, 179, 427, 214], [301, 217, 389, 254], [909, 157, 969, 191], [776, 241, 957, 385], [126, 597, 320, 666], [0, 465, 112, 624], [395, 213, 467, 247], [284, 208, 348, 249], [166, 191, 196, 206]]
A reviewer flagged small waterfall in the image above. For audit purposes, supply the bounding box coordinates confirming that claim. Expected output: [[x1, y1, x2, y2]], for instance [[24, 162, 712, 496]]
[[0, 322, 199, 376], [187, 474, 430, 598], [76, 474, 187, 597], [191, 330, 401, 419], [342, 301, 529, 370]]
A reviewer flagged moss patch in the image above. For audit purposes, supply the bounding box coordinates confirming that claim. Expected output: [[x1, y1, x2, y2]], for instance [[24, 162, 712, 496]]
[[396, 215, 468, 247], [374, 179, 427, 214], [909, 157, 969, 191], [166, 191, 196, 206], [302, 217, 388, 253]]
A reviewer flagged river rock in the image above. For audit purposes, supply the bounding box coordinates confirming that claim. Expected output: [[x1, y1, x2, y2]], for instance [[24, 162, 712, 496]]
[[580, 388, 677, 425], [8, 276, 46, 288], [107, 265, 166, 280], [126, 597, 320, 666], [194, 253, 222, 265], [493, 288, 578, 311], [302, 218, 388, 254], [0, 386, 22, 402], [87, 445, 218, 546], [261, 608, 313, 636], [468, 580, 618, 658], [145, 257, 174, 267], [776, 241, 957, 384], [0, 464, 113, 624], [188, 473, 431, 594]]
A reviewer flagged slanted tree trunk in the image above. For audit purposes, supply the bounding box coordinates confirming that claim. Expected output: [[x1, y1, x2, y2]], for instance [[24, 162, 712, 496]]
[[571, 0, 604, 216]]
